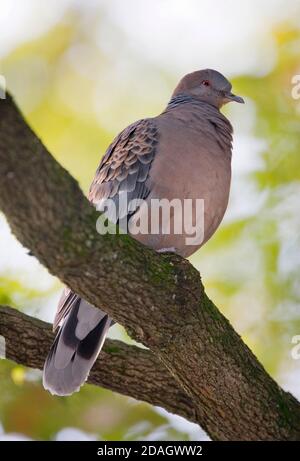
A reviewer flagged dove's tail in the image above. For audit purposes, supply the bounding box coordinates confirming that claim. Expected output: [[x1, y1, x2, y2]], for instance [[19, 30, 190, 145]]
[[43, 294, 111, 396]]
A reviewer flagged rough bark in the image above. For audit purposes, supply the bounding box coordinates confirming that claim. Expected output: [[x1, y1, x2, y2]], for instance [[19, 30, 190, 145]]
[[0, 305, 196, 423], [0, 94, 300, 440]]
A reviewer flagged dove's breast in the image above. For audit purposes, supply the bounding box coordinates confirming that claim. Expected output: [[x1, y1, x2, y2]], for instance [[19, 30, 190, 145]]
[[129, 105, 232, 257]]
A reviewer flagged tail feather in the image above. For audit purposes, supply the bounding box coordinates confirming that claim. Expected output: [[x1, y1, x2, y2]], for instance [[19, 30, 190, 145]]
[[43, 294, 111, 396]]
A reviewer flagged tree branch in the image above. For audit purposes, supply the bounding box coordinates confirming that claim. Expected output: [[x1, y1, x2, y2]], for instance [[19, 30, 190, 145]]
[[0, 94, 300, 440], [0, 305, 196, 423]]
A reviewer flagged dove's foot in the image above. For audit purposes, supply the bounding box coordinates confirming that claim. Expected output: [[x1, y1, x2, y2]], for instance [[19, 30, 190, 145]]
[[157, 247, 177, 254]]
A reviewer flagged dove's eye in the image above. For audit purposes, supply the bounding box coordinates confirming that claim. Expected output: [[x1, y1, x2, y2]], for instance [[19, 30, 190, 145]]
[[201, 80, 210, 86]]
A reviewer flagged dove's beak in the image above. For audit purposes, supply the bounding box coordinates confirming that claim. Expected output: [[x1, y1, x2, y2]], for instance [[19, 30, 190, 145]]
[[224, 92, 245, 104]]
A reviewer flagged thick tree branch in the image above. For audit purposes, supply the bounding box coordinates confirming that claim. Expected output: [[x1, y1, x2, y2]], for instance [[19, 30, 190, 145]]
[[0, 305, 196, 423], [0, 94, 300, 440]]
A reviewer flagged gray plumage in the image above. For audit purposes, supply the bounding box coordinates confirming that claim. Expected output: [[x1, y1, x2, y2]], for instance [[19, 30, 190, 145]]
[[43, 69, 244, 396], [43, 289, 111, 395]]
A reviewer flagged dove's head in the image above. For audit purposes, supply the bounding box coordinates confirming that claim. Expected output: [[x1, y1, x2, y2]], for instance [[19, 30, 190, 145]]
[[172, 69, 244, 109]]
